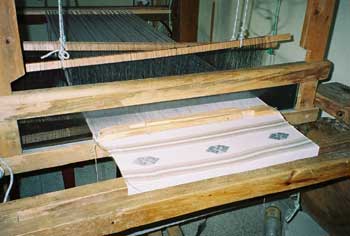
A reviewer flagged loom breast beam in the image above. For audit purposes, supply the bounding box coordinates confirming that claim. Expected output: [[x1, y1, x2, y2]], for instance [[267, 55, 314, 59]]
[[0, 61, 331, 121], [25, 34, 292, 72]]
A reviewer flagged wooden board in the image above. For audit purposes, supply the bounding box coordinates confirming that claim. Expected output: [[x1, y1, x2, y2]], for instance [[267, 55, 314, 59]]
[[300, 119, 350, 236], [25, 34, 292, 72], [22, 41, 202, 52], [0, 61, 331, 122], [97, 105, 276, 143], [0, 0, 25, 86], [315, 82, 350, 124], [0, 121, 22, 157], [0, 148, 349, 235], [300, 0, 337, 62]]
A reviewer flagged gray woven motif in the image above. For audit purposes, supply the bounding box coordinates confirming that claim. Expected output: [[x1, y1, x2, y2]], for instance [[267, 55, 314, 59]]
[[134, 156, 159, 166], [269, 132, 289, 140], [206, 145, 230, 154]]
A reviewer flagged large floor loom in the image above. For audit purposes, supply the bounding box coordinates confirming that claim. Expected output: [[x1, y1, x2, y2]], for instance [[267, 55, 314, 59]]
[[0, 0, 350, 235]]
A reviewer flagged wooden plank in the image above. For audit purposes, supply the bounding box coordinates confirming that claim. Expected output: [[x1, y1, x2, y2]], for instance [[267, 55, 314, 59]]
[[22, 41, 202, 52], [97, 105, 276, 143], [300, 0, 337, 62], [167, 226, 183, 236], [315, 82, 350, 125], [295, 80, 319, 109], [0, 61, 331, 122], [172, 0, 200, 42], [282, 107, 319, 125], [0, 0, 25, 86], [148, 231, 163, 236], [0, 149, 349, 236], [0, 121, 22, 157], [25, 34, 292, 72], [0, 0, 24, 156], [299, 118, 350, 236], [2, 108, 323, 176], [296, 0, 337, 110]]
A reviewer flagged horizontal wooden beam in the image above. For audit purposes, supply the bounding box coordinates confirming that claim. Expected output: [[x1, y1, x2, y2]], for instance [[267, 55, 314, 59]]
[[1, 149, 349, 235], [25, 34, 292, 72], [97, 105, 276, 143], [17, 6, 171, 16], [0, 61, 331, 121], [23, 41, 202, 52], [2, 108, 324, 175]]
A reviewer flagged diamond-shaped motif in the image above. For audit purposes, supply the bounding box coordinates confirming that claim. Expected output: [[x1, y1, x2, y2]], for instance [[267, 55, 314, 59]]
[[269, 132, 289, 140], [206, 145, 230, 154], [134, 156, 159, 166]]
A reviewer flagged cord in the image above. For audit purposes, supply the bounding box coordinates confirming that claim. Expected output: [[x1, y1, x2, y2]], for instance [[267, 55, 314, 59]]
[[0, 158, 14, 203]]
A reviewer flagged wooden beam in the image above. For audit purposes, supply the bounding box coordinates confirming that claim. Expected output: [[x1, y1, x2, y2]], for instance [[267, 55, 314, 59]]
[[315, 82, 350, 125], [167, 226, 183, 236], [97, 105, 276, 143], [0, 121, 22, 157], [300, 0, 337, 62], [1, 61, 331, 121], [0, 0, 25, 86], [22, 41, 202, 52], [172, 0, 200, 42], [0, 0, 25, 156], [25, 34, 292, 72], [0, 148, 349, 235], [0, 107, 328, 176], [296, 0, 337, 110]]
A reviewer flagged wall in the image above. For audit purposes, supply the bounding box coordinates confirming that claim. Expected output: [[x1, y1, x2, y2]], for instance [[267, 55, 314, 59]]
[[198, 0, 350, 85]]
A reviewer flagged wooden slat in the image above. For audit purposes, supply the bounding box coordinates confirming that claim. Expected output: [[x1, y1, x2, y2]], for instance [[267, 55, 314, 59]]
[[22, 41, 202, 52], [0, 0, 25, 86], [25, 34, 292, 72], [281, 107, 319, 125], [97, 105, 276, 143], [167, 226, 183, 236], [0, 0, 24, 156], [315, 82, 350, 125], [148, 231, 163, 236], [0, 61, 331, 122], [0, 149, 349, 236], [2, 108, 321, 176], [0, 121, 22, 157], [300, 0, 337, 62], [296, 0, 337, 111]]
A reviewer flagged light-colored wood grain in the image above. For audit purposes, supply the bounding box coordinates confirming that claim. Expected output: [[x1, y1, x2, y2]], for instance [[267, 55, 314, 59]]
[[25, 34, 292, 72], [282, 107, 320, 125], [2, 108, 322, 175], [0, 148, 349, 236], [0, 121, 22, 157], [23, 41, 202, 52], [0, 0, 25, 86], [300, 0, 337, 62], [295, 80, 319, 109], [297, 0, 337, 110], [315, 82, 350, 125], [97, 105, 277, 143], [0, 61, 331, 122], [167, 226, 183, 236], [148, 231, 163, 236]]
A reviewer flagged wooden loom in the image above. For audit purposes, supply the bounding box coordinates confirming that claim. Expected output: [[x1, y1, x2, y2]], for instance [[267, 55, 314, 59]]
[[0, 0, 349, 235]]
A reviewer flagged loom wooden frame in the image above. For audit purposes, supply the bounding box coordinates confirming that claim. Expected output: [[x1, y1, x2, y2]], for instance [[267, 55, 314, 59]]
[[0, 1, 345, 235]]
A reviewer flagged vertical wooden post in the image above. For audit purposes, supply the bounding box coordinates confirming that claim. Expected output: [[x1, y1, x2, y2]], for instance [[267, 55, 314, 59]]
[[295, 0, 337, 109], [172, 0, 200, 42], [0, 0, 25, 157]]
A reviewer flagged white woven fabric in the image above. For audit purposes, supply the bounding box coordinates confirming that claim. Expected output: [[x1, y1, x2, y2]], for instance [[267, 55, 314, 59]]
[[86, 97, 319, 195]]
